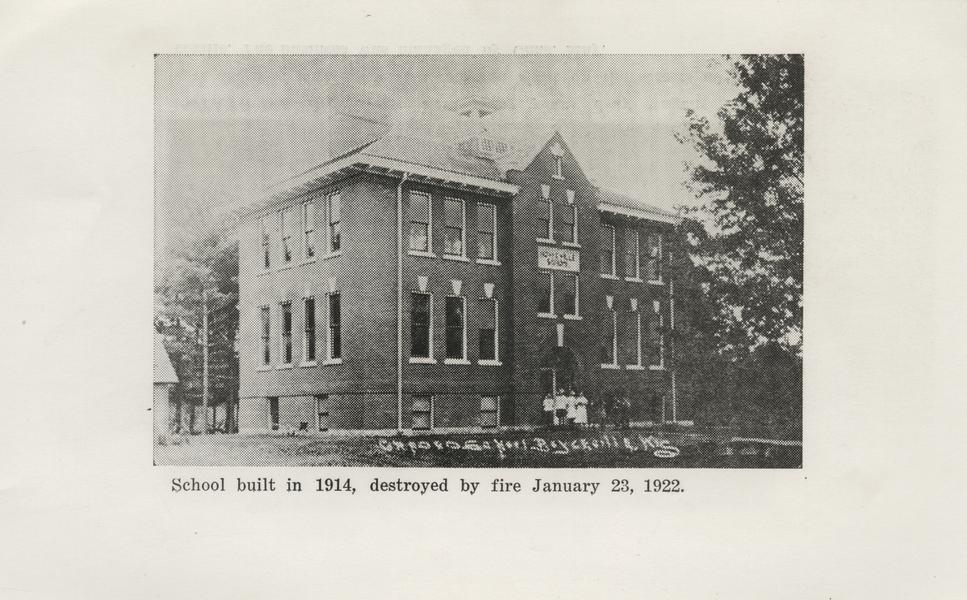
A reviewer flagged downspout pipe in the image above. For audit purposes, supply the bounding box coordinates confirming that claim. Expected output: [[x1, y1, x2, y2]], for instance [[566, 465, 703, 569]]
[[396, 172, 409, 434]]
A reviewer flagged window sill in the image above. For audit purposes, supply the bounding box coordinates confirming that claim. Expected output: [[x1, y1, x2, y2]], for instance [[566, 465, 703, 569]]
[[409, 357, 437, 364], [300, 361, 318, 368], [409, 250, 437, 258], [600, 274, 620, 280], [536, 237, 555, 245], [443, 358, 471, 365], [626, 365, 645, 371], [276, 364, 294, 370], [478, 359, 502, 366], [443, 254, 470, 263], [476, 258, 501, 266], [277, 263, 295, 272], [561, 241, 581, 248], [257, 269, 272, 277], [322, 250, 342, 260], [300, 258, 317, 266], [601, 363, 621, 370], [648, 280, 665, 286], [255, 365, 273, 372], [625, 277, 643, 283], [563, 314, 582, 321], [537, 312, 556, 319], [322, 358, 343, 365], [552, 175, 564, 180], [649, 365, 666, 371]]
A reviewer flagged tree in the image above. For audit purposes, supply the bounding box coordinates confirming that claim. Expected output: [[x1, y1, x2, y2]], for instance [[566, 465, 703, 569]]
[[680, 54, 803, 353]]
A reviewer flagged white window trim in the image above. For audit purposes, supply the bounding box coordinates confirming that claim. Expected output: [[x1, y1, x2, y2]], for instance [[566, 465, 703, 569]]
[[477, 201, 498, 262], [561, 272, 580, 319], [537, 270, 555, 318], [649, 302, 665, 370], [410, 291, 434, 362], [563, 203, 579, 245], [442, 196, 467, 259], [537, 196, 554, 243], [326, 291, 341, 362], [327, 190, 341, 255], [408, 191, 433, 254], [478, 297, 499, 364], [260, 216, 272, 272], [280, 209, 293, 265], [601, 308, 618, 368], [302, 200, 315, 261], [278, 301, 293, 367], [553, 155, 563, 179], [601, 224, 616, 277], [647, 233, 664, 285], [480, 395, 500, 428], [259, 305, 271, 367], [444, 295, 467, 362], [624, 229, 641, 281], [301, 296, 316, 366], [412, 395, 434, 431]]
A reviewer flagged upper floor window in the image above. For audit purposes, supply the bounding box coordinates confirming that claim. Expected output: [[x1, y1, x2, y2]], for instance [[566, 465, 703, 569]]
[[328, 292, 342, 360], [648, 299, 665, 369], [629, 306, 642, 367], [280, 301, 293, 365], [260, 217, 271, 269], [443, 197, 465, 257], [557, 200, 577, 244], [408, 192, 431, 253], [477, 202, 497, 260], [410, 292, 432, 359], [281, 208, 294, 264], [553, 155, 563, 178], [600, 225, 616, 276], [445, 296, 466, 360], [646, 233, 663, 283], [558, 273, 578, 317], [478, 298, 498, 362], [327, 192, 341, 253], [304, 297, 316, 362], [537, 271, 553, 315], [537, 196, 552, 241], [303, 201, 315, 259], [260, 306, 270, 365], [625, 229, 640, 279]]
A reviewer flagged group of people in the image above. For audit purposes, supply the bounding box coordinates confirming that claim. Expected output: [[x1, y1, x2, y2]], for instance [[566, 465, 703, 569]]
[[542, 389, 589, 429]]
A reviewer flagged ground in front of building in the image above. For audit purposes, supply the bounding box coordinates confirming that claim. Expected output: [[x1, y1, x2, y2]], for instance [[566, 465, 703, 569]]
[[154, 427, 801, 468]]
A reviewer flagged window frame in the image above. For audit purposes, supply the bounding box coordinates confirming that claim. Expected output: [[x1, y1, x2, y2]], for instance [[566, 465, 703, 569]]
[[280, 208, 294, 264], [409, 291, 434, 362], [537, 194, 553, 242], [476, 201, 498, 262], [259, 305, 271, 366], [260, 216, 271, 270], [601, 306, 618, 368], [553, 155, 563, 179], [316, 394, 329, 432], [647, 232, 664, 284], [624, 229, 641, 281], [478, 297, 499, 365], [649, 299, 665, 370], [559, 272, 580, 319], [442, 196, 467, 259], [537, 270, 554, 317], [479, 395, 500, 428], [302, 200, 315, 260], [444, 295, 468, 363], [327, 191, 342, 255], [302, 296, 316, 365], [327, 292, 342, 362], [408, 191, 433, 255], [279, 301, 293, 366], [600, 224, 617, 278], [412, 394, 433, 431]]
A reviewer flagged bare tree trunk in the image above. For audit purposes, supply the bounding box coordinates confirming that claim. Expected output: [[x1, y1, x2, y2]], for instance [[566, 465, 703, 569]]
[[201, 287, 210, 434]]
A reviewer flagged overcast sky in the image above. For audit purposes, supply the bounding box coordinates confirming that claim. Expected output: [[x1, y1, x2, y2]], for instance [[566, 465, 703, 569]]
[[155, 54, 738, 227]]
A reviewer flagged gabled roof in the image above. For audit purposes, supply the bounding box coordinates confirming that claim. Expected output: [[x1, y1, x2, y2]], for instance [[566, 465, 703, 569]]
[[154, 333, 179, 384]]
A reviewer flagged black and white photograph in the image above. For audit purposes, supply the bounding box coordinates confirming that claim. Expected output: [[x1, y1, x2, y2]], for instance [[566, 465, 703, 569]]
[[153, 54, 804, 467]]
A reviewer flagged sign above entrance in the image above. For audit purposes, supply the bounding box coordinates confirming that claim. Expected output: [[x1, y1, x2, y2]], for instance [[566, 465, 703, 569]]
[[537, 245, 580, 272]]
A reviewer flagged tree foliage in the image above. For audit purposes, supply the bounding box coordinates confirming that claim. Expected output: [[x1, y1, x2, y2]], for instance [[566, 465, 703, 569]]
[[680, 54, 803, 352]]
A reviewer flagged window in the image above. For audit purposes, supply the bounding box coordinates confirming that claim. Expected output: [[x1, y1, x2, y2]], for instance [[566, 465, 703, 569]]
[[412, 395, 433, 430], [646, 233, 663, 282], [600, 225, 616, 276], [559, 273, 578, 317], [601, 307, 617, 366], [268, 397, 279, 431], [280, 302, 293, 364], [443, 197, 465, 257], [328, 292, 341, 360], [537, 196, 552, 240], [445, 296, 466, 360], [648, 300, 665, 368], [625, 229, 640, 279], [328, 192, 341, 253], [260, 217, 271, 269], [260, 306, 270, 365], [478, 298, 497, 362], [477, 202, 496, 260], [411, 292, 432, 359], [303, 201, 315, 259], [480, 396, 499, 428], [281, 208, 294, 263], [303, 297, 316, 362], [557, 201, 576, 244], [629, 308, 642, 366], [316, 395, 330, 432], [553, 155, 563, 178], [408, 192, 431, 252], [537, 271, 553, 315]]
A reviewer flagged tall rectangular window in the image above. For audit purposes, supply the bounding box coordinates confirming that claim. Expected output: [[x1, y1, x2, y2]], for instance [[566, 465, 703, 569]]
[[600, 225, 616, 276], [328, 293, 341, 360], [281, 208, 294, 263], [559, 273, 578, 317], [477, 202, 496, 260], [412, 395, 433, 430], [410, 292, 432, 359], [445, 296, 466, 360], [646, 233, 663, 283], [260, 306, 270, 365], [260, 217, 271, 269], [303, 201, 315, 259], [553, 155, 563, 178], [316, 395, 330, 432], [443, 197, 465, 257], [303, 297, 316, 362], [556, 201, 576, 244], [625, 229, 640, 279], [328, 192, 341, 253], [478, 298, 497, 361], [629, 309, 642, 366], [648, 300, 664, 368], [280, 302, 293, 364], [601, 308, 617, 366], [537, 271, 553, 315], [408, 192, 431, 252], [480, 396, 499, 428], [537, 197, 552, 240]]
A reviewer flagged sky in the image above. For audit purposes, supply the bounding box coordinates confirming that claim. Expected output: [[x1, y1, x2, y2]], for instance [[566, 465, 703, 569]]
[[155, 54, 738, 235]]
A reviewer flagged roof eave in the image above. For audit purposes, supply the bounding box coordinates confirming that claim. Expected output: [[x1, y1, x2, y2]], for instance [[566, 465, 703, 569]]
[[598, 202, 680, 224]]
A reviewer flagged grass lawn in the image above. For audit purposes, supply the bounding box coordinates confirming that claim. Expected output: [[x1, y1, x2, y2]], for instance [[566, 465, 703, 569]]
[[155, 427, 801, 468]]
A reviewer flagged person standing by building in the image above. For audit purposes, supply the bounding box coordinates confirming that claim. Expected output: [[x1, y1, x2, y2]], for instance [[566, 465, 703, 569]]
[[543, 392, 555, 429], [565, 389, 578, 429], [554, 390, 568, 430]]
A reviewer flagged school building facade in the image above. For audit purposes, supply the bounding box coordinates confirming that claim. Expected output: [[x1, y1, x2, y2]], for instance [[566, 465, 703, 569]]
[[237, 99, 685, 433]]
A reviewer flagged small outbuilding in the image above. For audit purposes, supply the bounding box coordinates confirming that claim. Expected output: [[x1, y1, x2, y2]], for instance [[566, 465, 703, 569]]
[[153, 332, 179, 437]]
